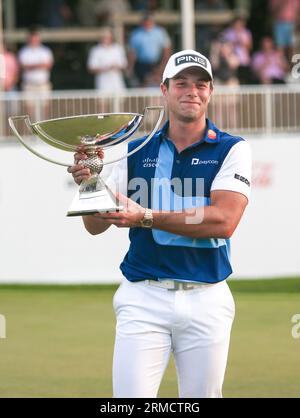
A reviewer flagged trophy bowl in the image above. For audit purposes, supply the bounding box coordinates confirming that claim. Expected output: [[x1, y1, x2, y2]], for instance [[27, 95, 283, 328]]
[[9, 106, 164, 216]]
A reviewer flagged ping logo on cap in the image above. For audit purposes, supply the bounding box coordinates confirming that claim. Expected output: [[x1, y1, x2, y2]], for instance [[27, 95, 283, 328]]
[[175, 54, 207, 68]]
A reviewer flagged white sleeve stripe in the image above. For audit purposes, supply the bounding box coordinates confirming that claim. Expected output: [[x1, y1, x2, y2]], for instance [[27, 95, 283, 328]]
[[210, 141, 252, 200]]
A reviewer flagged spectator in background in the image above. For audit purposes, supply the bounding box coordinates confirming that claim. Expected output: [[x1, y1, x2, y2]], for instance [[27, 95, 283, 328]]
[[87, 27, 128, 92], [1, 44, 19, 125], [222, 17, 257, 84], [252, 36, 289, 84], [2, 44, 19, 92], [18, 28, 54, 119], [210, 37, 240, 86], [269, 0, 300, 64], [210, 37, 240, 129], [128, 13, 171, 86]]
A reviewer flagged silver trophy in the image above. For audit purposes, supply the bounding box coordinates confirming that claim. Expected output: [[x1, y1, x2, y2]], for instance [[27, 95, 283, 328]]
[[9, 107, 164, 216]]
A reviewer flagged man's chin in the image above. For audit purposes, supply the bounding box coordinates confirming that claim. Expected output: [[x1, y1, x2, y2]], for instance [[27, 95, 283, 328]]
[[178, 112, 202, 123]]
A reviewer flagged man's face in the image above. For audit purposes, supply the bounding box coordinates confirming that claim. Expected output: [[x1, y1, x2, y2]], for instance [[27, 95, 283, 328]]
[[161, 67, 213, 123], [29, 33, 41, 47], [262, 37, 273, 51], [143, 17, 154, 30]]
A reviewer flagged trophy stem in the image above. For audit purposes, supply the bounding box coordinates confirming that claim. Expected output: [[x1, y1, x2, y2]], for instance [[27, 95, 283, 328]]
[[79, 174, 106, 194], [77, 150, 104, 195]]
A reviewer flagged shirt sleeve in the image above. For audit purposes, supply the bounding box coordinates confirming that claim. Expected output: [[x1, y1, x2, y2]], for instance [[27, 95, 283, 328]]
[[44, 47, 54, 64], [210, 140, 252, 200], [129, 31, 138, 51], [160, 28, 171, 48], [87, 47, 98, 70], [117, 45, 128, 67]]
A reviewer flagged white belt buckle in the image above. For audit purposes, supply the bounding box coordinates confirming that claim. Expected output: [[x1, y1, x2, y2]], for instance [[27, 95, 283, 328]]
[[177, 282, 195, 290], [158, 279, 177, 290], [170, 281, 200, 291], [158, 279, 188, 291], [170, 281, 181, 291], [148, 279, 203, 291]]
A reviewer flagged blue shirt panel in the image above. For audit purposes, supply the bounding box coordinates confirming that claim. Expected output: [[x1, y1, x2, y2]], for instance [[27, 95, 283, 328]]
[[151, 137, 226, 249], [120, 119, 244, 283]]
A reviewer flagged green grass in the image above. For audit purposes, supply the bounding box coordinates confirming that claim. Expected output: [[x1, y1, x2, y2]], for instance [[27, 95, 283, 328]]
[[0, 279, 300, 398]]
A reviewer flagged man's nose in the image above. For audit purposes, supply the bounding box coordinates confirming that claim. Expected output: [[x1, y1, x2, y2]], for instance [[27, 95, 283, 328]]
[[187, 83, 198, 96]]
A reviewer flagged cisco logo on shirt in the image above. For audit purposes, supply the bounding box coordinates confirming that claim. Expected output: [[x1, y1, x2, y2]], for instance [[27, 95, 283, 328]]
[[191, 159, 219, 166], [143, 158, 160, 168]]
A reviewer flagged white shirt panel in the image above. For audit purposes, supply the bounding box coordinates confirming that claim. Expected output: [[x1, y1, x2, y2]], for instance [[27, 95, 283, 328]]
[[210, 140, 252, 200]]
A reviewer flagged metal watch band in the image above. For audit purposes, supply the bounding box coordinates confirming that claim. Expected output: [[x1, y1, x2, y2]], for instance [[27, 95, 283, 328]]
[[140, 208, 153, 228]]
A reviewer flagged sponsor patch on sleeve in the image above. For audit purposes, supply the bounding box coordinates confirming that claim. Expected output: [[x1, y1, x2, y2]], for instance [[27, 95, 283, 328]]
[[234, 174, 250, 187]]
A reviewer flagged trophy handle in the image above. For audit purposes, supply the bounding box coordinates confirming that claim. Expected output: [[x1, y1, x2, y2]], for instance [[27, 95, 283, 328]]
[[103, 106, 165, 166], [8, 115, 70, 167]]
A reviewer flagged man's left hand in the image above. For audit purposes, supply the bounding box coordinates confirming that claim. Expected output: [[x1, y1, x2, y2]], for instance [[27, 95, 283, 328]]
[[94, 193, 145, 228]]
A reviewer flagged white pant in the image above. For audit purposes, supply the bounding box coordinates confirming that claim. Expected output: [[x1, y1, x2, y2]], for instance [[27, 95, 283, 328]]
[[112, 279, 235, 398]]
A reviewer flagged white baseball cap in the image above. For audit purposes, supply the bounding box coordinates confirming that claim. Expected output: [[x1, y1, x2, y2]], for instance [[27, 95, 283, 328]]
[[162, 49, 213, 83]]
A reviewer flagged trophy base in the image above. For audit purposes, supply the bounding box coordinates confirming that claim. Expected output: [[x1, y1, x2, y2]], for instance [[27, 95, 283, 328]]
[[67, 187, 124, 217]]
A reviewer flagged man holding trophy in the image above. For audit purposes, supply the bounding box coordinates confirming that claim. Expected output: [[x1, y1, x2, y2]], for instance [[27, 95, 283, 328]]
[[10, 49, 251, 398], [68, 50, 252, 398]]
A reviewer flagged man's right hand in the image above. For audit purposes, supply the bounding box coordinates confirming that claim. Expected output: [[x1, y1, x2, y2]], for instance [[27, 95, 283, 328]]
[[67, 147, 104, 185], [67, 151, 91, 186]]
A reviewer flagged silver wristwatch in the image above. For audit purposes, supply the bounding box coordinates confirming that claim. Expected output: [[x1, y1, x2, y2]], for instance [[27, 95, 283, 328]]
[[140, 208, 153, 228]]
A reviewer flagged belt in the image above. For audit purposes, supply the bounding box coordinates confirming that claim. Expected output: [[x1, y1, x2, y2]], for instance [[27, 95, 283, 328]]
[[143, 279, 213, 291]]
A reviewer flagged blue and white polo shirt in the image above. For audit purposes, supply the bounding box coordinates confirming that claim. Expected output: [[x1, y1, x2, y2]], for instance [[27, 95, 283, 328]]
[[106, 119, 252, 284]]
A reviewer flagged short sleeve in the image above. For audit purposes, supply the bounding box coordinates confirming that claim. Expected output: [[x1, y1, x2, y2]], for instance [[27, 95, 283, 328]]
[[129, 31, 138, 51], [210, 140, 252, 200], [160, 28, 171, 48], [43, 47, 54, 64], [117, 45, 128, 67], [87, 46, 98, 70]]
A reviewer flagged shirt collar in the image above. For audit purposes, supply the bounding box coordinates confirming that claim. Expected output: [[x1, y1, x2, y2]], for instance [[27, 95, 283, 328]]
[[159, 119, 220, 148], [203, 119, 220, 144]]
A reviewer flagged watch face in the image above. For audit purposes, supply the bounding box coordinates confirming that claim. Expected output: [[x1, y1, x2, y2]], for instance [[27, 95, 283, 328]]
[[142, 219, 153, 228], [141, 209, 153, 228]]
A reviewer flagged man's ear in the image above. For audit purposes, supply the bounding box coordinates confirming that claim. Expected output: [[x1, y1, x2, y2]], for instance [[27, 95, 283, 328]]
[[160, 82, 167, 96]]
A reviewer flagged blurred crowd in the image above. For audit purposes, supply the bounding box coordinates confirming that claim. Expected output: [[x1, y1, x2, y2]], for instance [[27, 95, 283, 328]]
[[2, 0, 300, 94]]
